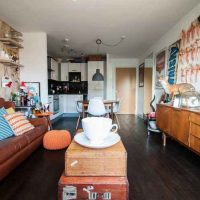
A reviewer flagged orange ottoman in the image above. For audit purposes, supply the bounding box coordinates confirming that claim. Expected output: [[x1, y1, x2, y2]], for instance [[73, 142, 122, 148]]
[[43, 130, 71, 150]]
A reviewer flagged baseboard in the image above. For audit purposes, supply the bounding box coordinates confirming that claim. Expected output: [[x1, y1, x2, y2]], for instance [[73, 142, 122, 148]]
[[51, 113, 79, 124], [62, 113, 79, 117]]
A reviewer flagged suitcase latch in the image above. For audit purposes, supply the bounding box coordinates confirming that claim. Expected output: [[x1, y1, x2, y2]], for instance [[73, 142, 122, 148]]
[[89, 192, 98, 200], [63, 186, 77, 200], [102, 192, 111, 200], [83, 186, 97, 200]]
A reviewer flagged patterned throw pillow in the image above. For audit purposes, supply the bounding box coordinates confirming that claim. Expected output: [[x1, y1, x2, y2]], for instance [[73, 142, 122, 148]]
[[6, 107, 15, 114], [0, 107, 14, 140], [4, 112, 35, 136]]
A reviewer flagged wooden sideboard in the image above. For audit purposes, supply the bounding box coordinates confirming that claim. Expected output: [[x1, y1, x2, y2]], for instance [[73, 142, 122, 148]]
[[156, 104, 200, 155]]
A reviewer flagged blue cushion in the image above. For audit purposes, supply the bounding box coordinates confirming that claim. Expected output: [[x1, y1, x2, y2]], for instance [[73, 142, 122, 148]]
[[0, 107, 14, 140]]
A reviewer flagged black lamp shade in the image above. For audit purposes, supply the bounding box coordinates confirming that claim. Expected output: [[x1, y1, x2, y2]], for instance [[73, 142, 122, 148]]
[[92, 69, 104, 81]]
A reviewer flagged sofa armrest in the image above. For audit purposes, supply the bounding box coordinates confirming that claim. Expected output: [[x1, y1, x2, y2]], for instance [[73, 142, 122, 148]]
[[29, 118, 48, 129]]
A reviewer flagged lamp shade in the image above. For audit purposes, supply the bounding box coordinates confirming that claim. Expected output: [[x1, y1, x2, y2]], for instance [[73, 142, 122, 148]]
[[92, 69, 104, 81]]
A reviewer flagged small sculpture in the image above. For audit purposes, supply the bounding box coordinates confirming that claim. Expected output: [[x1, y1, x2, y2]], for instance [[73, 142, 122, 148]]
[[159, 76, 195, 98]]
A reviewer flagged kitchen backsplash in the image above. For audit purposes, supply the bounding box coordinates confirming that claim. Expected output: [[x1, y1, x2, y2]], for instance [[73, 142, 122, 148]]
[[48, 79, 88, 94]]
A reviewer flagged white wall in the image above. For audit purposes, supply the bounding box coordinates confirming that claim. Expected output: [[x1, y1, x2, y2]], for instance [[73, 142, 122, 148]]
[[141, 3, 200, 61], [138, 3, 200, 108], [106, 56, 139, 113], [137, 58, 153, 117], [20, 33, 48, 103]]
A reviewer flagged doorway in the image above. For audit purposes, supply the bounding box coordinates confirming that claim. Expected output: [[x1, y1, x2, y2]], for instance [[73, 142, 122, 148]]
[[116, 68, 136, 114]]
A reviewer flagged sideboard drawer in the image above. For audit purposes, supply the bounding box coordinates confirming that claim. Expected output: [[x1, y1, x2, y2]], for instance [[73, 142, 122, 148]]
[[190, 135, 200, 153], [189, 113, 200, 125], [190, 118, 200, 153], [190, 123, 200, 139]]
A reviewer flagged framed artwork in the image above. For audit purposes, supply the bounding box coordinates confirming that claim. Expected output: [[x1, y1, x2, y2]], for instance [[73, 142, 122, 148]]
[[176, 17, 200, 91], [139, 63, 144, 87], [25, 82, 40, 97], [155, 49, 166, 88], [167, 40, 180, 85]]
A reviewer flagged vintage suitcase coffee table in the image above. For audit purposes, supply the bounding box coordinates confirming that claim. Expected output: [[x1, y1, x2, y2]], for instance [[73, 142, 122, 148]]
[[59, 129, 129, 200], [65, 130, 127, 177], [58, 174, 129, 200]]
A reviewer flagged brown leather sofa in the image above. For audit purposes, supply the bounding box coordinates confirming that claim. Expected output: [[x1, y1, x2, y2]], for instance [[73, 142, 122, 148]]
[[0, 98, 48, 181]]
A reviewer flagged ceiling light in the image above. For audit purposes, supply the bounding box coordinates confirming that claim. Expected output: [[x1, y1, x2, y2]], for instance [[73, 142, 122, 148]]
[[92, 39, 104, 81], [92, 69, 104, 81], [97, 35, 126, 47]]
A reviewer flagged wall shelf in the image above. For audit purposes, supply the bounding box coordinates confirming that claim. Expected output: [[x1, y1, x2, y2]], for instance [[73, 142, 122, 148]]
[[0, 38, 23, 49], [0, 59, 24, 68]]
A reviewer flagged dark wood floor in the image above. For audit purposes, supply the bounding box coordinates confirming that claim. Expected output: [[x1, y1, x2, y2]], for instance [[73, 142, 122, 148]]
[[0, 115, 200, 200]]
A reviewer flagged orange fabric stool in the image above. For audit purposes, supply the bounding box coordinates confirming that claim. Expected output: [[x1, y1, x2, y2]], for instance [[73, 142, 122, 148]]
[[43, 130, 71, 150]]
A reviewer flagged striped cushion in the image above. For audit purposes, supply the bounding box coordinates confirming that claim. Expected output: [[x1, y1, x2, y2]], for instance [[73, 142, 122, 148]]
[[4, 112, 34, 136], [0, 107, 14, 140]]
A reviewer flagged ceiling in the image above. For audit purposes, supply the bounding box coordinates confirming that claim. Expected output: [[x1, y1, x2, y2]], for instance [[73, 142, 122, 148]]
[[0, 0, 199, 58]]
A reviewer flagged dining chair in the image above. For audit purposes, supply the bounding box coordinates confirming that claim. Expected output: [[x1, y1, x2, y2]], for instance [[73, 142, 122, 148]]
[[76, 101, 86, 130], [87, 98, 108, 117], [111, 100, 121, 129]]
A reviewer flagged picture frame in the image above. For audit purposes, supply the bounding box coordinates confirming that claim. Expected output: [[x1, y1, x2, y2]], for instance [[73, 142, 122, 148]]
[[139, 63, 144, 87], [155, 49, 166, 88], [24, 82, 40, 97]]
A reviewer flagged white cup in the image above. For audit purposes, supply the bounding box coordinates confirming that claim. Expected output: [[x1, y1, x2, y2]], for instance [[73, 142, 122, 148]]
[[82, 117, 118, 145]]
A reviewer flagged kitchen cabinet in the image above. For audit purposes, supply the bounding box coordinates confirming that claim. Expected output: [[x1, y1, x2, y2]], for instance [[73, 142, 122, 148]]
[[81, 63, 87, 81], [66, 95, 83, 113], [48, 57, 59, 81], [66, 95, 76, 113], [61, 63, 87, 81], [59, 95, 83, 113], [61, 63, 69, 81], [69, 63, 81, 72], [59, 95, 67, 113]]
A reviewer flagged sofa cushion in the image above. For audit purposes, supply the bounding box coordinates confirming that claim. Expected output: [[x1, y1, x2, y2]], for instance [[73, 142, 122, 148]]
[[6, 107, 15, 114], [4, 112, 34, 136], [0, 108, 14, 140], [0, 134, 29, 164]]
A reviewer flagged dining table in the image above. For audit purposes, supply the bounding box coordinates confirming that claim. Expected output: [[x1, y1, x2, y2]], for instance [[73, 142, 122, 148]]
[[78, 99, 118, 120]]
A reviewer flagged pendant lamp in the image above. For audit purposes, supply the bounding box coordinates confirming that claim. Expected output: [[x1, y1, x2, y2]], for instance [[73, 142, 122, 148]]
[[92, 69, 104, 81], [92, 39, 104, 81]]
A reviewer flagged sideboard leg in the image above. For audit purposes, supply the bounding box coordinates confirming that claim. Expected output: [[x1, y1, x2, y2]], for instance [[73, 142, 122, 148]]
[[162, 133, 166, 147]]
